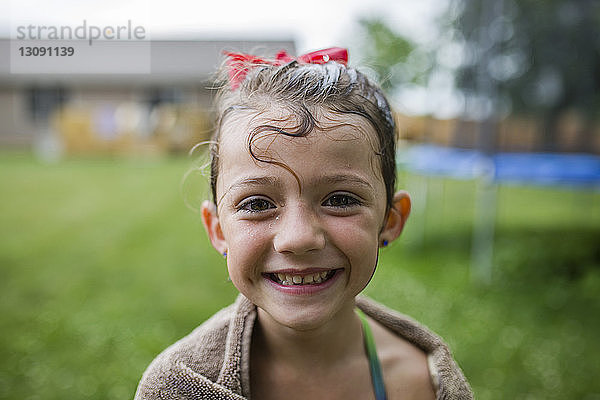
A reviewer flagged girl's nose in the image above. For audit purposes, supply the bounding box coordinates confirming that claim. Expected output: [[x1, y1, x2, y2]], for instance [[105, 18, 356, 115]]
[[273, 204, 326, 254]]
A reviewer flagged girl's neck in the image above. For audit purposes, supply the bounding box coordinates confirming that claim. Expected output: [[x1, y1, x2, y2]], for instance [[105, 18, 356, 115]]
[[252, 300, 364, 370]]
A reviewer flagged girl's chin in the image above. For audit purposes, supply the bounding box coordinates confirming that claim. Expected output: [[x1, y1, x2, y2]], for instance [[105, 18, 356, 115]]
[[261, 309, 337, 331], [255, 298, 356, 332]]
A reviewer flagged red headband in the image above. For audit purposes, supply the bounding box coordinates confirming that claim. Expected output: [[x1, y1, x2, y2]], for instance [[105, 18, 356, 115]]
[[224, 47, 348, 90]]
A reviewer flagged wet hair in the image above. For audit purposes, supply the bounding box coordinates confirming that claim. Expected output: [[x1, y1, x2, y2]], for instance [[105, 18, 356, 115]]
[[209, 57, 397, 210]]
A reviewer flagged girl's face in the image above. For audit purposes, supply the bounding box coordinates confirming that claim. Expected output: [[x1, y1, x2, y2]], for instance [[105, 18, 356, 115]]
[[202, 109, 408, 331]]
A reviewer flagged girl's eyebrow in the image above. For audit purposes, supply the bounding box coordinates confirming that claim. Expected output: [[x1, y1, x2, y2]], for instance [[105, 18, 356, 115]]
[[225, 174, 374, 195], [225, 176, 283, 194], [315, 174, 374, 190]]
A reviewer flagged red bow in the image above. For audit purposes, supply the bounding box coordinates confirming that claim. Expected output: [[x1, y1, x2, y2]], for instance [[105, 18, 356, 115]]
[[224, 47, 348, 89]]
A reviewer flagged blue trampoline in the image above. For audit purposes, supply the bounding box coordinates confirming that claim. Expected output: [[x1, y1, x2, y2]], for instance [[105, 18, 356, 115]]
[[401, 144, 600, 187]]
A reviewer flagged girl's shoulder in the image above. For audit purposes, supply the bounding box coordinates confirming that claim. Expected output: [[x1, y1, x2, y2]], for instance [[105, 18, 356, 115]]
[[356, 296, 473, 400], [134, 296, 253, 400]]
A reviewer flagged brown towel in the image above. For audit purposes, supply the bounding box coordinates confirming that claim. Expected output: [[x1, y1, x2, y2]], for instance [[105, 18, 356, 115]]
[[135, 295, 473, 399]]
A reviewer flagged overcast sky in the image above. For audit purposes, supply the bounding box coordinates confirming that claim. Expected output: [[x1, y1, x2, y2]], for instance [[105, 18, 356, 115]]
[[2, 0, 443, 52]]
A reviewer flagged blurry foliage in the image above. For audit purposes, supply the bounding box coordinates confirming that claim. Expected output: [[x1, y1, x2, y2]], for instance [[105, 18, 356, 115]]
[[359, 19, 433, 90], [452, 0, 600, 115], [360, 0, 600, 150], [452, 0, 600, 149]]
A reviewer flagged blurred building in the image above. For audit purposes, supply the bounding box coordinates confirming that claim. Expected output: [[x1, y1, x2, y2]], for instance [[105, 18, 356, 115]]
[[0, 39, 295, 157], [2, 37, 598, 157]]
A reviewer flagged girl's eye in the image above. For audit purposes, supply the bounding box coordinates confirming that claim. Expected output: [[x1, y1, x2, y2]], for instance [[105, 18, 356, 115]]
[[322, 194, 360, 208], [238, 198, 275, 213]]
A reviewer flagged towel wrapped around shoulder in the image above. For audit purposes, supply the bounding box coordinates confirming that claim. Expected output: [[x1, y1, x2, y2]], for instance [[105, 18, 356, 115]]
[[134, 295, 473, 399]]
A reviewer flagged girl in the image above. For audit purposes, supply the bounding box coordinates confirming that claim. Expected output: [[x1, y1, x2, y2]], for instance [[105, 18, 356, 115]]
[[135, 47, 473, 400]]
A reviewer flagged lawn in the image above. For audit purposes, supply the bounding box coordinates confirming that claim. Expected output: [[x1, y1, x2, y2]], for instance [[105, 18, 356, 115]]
[[0, 151, 599, 399]]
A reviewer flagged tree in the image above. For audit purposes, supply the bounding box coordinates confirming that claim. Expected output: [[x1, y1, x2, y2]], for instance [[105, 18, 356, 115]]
[[360, 0, 600, 152], [453, 0, 600, 151], [358, 19, 430, 91]]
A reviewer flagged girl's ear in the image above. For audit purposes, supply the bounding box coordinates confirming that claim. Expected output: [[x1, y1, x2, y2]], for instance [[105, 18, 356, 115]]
[[380, 191, 411, 247], [201, 200, 227, 254]]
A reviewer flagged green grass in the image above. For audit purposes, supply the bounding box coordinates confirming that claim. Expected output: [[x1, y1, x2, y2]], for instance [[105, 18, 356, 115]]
[[1, 152, 599, 399]]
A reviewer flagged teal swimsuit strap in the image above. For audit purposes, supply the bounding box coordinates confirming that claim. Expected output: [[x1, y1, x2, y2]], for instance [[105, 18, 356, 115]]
[[357, 309, 387, 400]]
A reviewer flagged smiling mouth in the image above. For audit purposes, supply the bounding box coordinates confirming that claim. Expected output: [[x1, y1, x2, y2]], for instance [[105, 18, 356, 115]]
[[266, 269, 340, 286]]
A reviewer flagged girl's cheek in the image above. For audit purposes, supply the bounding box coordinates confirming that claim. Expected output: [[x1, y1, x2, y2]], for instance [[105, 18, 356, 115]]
[[227, 223, 271, 253], [237, 222, 269, 241], [328, 215, 378, 243]]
